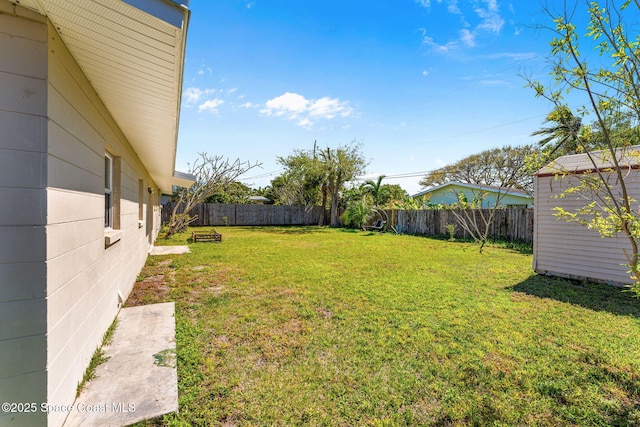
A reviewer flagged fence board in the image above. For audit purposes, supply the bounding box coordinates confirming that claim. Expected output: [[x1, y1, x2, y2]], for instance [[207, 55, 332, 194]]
[[389, 207, 533, 242], [162, 203, 533, 242], [162, 203, 323, 226]]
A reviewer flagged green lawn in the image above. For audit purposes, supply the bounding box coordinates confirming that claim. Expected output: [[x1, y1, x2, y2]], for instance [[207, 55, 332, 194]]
[[131, 227, 640, 426]]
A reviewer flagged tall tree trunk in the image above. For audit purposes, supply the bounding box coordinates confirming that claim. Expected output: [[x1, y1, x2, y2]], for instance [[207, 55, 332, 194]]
[[330, 188, 340, 227], [319, 182, 328, 226]]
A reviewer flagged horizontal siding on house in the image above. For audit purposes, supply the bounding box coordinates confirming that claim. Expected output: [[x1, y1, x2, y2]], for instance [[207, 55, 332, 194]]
[[0, 370, 47, 427], [0, 188, 46, 226], [0, 5, 48, 424], [44, 20, 160, 426], [0, 335, 46, 378], [0, 262, 46, 303], [0, 110, 47, 153], [534, 169, 639, 285]]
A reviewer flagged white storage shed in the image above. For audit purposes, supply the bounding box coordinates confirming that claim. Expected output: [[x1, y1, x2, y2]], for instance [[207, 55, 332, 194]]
[[533, 146, 640, 286]]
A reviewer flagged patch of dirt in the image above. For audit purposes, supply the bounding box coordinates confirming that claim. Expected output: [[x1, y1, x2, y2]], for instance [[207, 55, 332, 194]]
[[125, 259, 176, 307], [316, 307, 333, 319], [126, 275, 171, 307]]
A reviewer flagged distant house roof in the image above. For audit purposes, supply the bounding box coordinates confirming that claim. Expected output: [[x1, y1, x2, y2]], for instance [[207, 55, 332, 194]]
[[249, 196, 271, 203], [536, 145, 640, 177], [412, 182, 532, 199], [18, 0, 192, 192]]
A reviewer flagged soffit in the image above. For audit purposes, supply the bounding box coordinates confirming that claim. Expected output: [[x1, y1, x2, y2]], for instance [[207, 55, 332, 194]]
[[17, 0, 190, 193]]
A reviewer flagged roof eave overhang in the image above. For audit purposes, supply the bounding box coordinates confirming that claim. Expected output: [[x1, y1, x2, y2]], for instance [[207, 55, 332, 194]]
[[171, 170, 196, 190], [17, 0, 191, 194]]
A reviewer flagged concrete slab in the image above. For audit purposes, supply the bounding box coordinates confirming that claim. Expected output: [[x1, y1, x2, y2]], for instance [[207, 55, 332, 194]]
[[150, 245, 189, 255], [64, 303, 178, 427]]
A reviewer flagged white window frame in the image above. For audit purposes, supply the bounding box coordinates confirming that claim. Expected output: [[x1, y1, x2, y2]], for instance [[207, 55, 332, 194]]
[[105, 153, 113, 229]]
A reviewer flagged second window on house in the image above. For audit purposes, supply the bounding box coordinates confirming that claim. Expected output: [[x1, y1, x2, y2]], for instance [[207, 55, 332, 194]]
[[105, 153, 113, 228]]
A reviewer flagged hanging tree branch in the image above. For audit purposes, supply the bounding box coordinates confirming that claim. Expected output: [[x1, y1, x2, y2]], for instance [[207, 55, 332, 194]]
[[165, 153, 261, 238]]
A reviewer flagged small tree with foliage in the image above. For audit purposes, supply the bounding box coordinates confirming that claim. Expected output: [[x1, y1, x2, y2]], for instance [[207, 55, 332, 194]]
[[445, 189, 510, 252], [341, 197, 373, 229], [527, 0, 640, 292]]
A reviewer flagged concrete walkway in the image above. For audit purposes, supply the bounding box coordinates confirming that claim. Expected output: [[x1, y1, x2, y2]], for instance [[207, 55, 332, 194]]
[[64, 303, 178, 427], [150, 245, 190, 255]]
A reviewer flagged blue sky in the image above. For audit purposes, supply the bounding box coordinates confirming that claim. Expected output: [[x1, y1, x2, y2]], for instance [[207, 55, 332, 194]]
[[176, 0, 562, 195]]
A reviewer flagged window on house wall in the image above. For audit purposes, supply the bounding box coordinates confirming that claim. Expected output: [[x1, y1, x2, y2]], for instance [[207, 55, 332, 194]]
[[105, 153, 113, 228], [138, 179, 144, 222], [105, 151, 121, 231]]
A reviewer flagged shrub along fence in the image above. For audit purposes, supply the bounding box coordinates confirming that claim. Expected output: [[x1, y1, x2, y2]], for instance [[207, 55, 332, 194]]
[[163, 203, 534, 242]]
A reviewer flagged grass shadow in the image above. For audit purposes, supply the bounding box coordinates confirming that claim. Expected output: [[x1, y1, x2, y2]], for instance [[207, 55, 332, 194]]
[[510, 274, 640, 318], [245, 225, 329, 235]]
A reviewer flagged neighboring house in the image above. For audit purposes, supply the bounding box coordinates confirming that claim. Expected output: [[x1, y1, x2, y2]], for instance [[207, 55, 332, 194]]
[[249, 195, 271, 204], [533, 146, 640, 286], [412, 182, 533, 208], [0, 1, 192, 426]]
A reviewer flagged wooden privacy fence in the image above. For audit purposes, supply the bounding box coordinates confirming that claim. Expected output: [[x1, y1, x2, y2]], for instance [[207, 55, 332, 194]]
[[387, 207, 534, 243], [163, 203, 533, 242], [162, 203, 323, 226]]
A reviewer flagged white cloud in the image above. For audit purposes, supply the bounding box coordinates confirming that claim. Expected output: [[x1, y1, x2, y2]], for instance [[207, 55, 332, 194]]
[[197, 66, 213, 76], [183, 87, 203, 105], [261, 92, 309, 117], [423, 36, 458, 52], [308, 97, 352, 119], [474, 0, 504, 34], [420, 0, 505, 53], [484, 52, 536, 61], [183, 87, 217, 105], [447, 0, 461, 14], [198, 99, 225, 114], [260, 92, 352, 127], [459, 28, 475, 46], [240, 102, 258, 109], [422, 70, 430, 77], [297, 118, 313, 129]]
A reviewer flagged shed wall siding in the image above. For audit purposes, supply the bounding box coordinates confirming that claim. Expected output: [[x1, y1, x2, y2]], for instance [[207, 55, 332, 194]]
[[534, 170, 640, 285], [44, 21, 160, 427], [0, 5, 48, 426]]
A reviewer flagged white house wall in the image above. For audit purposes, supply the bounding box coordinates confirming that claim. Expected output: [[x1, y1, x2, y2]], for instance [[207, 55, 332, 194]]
[[534, 170, 640, 285], [0, 4, 49, 426], [45, 20, 161, 427], [0, 2, 164, 425]]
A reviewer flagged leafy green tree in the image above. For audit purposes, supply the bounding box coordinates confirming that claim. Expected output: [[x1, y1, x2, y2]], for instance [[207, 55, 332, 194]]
[[527, 0, 640, 292], [419, 145, 538, 196], [317, 143, 368, 227], [277, 142, 367, 226], [272, 150, 325, 206], [204, 181, 252, 204], [531, 106, 583, 156], [346, 178, 408, 210], [378, 184, 409, 208]]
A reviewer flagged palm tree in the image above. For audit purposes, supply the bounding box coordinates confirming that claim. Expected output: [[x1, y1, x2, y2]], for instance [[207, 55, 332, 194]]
[[531, 106, 582, 157], [360, 175, 386, 207]]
